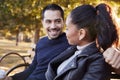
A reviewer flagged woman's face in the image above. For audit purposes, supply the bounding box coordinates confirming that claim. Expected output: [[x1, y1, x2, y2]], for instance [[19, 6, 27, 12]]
[[65, 15, 80, 45]]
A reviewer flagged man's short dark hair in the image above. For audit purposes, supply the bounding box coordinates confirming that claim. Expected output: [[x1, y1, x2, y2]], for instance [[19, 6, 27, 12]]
[[41, 4, 64, 20]]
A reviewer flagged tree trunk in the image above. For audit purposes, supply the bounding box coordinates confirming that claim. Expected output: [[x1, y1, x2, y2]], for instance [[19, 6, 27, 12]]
[[16, 29, 19, 46], [34, 24, 40, 44]]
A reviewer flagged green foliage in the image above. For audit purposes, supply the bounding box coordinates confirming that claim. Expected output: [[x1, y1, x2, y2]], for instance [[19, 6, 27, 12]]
[[0, 0, 120, 37]]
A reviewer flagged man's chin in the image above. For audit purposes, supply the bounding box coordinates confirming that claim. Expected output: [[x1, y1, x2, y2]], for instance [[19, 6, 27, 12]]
[[48, 35, 59, 39], [48, 32, 62, 39]]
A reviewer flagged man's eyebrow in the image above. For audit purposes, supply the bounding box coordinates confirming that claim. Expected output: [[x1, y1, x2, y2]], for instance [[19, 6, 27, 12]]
[[55, 18, 62, 20], [44, 18, 62, 21], [44, 18, 51, 20]]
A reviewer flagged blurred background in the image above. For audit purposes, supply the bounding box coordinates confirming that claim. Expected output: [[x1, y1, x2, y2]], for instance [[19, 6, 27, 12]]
[[0, 0, 120, 44], [0, 0, 120, 77]]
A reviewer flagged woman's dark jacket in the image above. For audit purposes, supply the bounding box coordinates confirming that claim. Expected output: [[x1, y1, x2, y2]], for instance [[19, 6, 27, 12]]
[[46, 43, 111, 80]]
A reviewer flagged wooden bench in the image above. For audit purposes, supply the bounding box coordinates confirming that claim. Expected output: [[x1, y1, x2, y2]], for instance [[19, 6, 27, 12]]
[[0, 52, 31, 76]]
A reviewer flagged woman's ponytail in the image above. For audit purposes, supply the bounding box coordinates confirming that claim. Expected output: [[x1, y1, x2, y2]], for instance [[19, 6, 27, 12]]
[[95, 3, 118, 50]]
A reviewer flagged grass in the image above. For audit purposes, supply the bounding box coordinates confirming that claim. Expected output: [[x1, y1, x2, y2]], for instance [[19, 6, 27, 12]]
[[0, 39, 31, 56]]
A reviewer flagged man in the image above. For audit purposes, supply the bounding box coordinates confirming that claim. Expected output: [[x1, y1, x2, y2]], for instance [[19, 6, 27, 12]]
[[5, 4, 70, 80], [5, 3, 120, 80]]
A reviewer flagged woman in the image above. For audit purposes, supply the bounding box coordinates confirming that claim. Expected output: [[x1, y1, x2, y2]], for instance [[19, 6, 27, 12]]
[[46, 3, 119, 80]]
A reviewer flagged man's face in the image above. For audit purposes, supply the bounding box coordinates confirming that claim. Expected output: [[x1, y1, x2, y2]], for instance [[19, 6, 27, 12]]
[[42, 10, 64, 39]]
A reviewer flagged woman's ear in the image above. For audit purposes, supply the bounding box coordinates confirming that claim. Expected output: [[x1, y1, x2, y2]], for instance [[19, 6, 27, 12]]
[[79, 28, 86, 40]]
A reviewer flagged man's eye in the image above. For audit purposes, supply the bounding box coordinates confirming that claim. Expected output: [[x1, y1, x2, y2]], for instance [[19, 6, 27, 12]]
[[46, 20, 51, 23], [56, 20, 61, 24]]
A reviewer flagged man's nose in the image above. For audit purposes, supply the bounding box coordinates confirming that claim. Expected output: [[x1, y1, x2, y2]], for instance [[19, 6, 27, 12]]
[[51, 22, 56, 28]]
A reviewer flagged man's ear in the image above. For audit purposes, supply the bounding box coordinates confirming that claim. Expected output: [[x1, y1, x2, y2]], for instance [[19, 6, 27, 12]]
[[79, 29, 86, 40]]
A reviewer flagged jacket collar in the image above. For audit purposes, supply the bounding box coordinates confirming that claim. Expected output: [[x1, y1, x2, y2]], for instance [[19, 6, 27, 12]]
[[53, 42, 99, 61], [77, 42, 99, 57], [50, 46, 77, 64], [48, 42, 100, 79], [47, 46, 77, 79]]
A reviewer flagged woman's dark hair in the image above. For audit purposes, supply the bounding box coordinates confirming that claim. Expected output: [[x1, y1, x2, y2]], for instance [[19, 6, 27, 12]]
[[96, 3, 118, 50], [70, 3, 118, 50], [41, 4, 64, 20]]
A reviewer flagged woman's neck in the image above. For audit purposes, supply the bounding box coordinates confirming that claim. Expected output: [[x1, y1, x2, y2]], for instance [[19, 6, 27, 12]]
[[77, 41, 95, 50]]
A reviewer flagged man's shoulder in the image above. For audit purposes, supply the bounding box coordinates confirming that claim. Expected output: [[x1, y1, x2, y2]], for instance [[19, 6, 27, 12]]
[[38, 36, 48, 41], [40, 35, 47, 39], [36, 36, 48, 44]]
